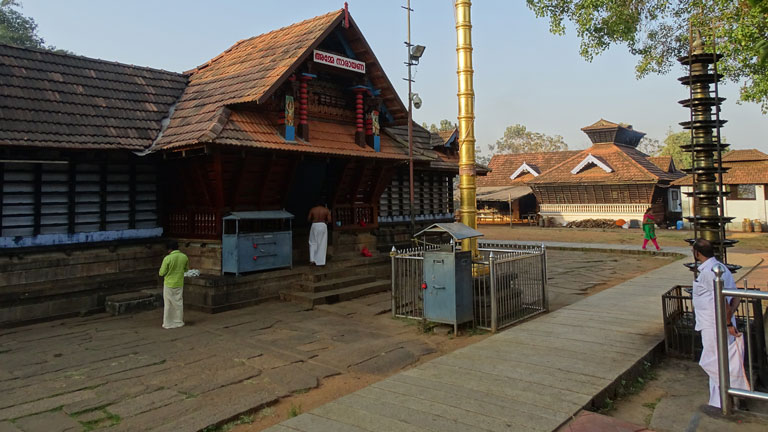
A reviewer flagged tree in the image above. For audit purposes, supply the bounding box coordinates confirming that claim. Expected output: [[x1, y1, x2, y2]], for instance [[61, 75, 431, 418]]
[[421, 119, 457, 133], [659, 130, 692, 170], [525, 0, 768, 112], [637, 137, 662, 156], [0, 0, 44, 48], [0, 0, 68, 52], [488, 124, 568, 154]]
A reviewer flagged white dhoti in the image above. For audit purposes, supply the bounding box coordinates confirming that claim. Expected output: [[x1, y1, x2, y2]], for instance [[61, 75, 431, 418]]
[[309, 222, 328, 266], [163, 285, 184, 329], [699, 328, 750, 407]]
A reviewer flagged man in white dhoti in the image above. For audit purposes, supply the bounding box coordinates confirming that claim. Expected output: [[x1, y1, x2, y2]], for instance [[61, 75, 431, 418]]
[[307, 202, 331, 266], [691, 239, 750, 408], [159, 240, 189, 329]]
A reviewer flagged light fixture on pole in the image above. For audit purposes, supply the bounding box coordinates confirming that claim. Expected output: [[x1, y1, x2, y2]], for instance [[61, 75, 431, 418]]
[[402, 0, 425, 236]]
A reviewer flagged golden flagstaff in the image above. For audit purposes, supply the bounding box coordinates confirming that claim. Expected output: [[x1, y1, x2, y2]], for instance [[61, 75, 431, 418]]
[[454, 0, 478, 257]]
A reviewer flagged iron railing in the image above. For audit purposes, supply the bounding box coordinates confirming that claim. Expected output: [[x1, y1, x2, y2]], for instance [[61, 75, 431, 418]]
[[391, 242, 548, 331], [713, 264, 768, 414]]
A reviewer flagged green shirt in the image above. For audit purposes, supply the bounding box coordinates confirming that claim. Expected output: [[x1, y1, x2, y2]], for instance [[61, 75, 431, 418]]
[[159, 250, 189, 288]]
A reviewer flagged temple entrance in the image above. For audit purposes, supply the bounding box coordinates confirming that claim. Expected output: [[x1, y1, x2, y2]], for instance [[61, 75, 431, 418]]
[[284, 157, 339, 229]]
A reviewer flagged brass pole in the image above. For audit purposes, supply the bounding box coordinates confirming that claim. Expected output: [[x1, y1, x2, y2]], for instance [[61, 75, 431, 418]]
[[454, 0, 478, 257]]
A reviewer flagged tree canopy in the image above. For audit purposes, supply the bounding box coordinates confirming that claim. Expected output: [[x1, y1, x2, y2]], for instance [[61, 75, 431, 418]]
[[421, 119, 457, 133], [0, 0, 68, 52], [525, 0, 768, 112], [658, 130, 692, 170], [0, 0, 44, 48], [488, 124, 569, 154]]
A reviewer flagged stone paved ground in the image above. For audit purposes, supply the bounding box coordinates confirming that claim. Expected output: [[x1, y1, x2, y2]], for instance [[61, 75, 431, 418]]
[[0, 250, 675, 432]]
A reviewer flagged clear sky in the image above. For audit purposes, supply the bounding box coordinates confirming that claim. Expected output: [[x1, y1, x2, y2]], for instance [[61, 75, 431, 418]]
[[20, 0, 768, 155]]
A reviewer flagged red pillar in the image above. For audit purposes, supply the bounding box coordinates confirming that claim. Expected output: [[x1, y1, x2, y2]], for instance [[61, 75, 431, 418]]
[[299, 74, 313, 141], [353, 87, 366, 147]]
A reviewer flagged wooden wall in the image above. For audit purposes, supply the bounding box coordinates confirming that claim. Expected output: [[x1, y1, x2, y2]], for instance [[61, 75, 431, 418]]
[[533, 183, 655, 205], [1, 153, 159, 240]]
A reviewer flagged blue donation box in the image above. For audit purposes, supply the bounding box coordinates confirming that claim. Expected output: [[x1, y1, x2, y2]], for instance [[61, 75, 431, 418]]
[[222, 210, 294, 275], [415, 222, 483, 330]]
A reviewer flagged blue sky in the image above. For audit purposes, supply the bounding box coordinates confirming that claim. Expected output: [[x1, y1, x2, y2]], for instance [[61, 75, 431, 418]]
[[21, 0, 767, 155]]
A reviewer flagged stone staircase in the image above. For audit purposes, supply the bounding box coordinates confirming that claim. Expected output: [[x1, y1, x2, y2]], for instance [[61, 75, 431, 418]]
[[279, 254, 391, 308], [103, 252, 391, 316]]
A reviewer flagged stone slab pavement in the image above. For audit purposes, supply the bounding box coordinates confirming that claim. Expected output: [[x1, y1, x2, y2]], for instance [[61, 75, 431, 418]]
[[0, 246, 749, 432], [265, 249, 762, 432]]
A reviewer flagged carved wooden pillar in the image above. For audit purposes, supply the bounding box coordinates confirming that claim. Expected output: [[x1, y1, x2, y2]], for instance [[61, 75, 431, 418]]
[[352, 86, 367, 147], [298, 73, 314, 141]]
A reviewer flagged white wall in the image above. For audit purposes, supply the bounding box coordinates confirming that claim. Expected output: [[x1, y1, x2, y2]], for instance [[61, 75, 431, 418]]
[[680, 185, 767, 231]]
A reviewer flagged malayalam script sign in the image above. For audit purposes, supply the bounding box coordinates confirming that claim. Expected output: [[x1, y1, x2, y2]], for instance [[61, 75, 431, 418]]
[[313, 50, 365, 73]]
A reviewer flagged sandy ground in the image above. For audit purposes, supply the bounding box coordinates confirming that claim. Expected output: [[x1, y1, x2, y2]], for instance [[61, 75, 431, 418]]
[[478, 225, 768, 252]]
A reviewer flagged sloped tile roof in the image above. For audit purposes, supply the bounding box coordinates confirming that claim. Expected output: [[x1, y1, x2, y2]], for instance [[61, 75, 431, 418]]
[[477, 151, 580, 187], [529, 144, 684, 185], [154, 11, 342, 150], [721, 149, 768, 162], [673, 159, 768, 186], [648, 156, 674, 172], [215, 110, 409, 160], [155, 10, 408, 151], [0, 44, 187, 151]]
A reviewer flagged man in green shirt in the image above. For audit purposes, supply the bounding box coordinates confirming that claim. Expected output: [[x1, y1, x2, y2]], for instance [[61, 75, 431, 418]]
[[159, 240, 189, 329]]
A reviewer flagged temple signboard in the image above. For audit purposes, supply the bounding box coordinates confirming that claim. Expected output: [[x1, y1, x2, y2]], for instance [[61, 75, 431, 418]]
[[313, 50, 365, 73]]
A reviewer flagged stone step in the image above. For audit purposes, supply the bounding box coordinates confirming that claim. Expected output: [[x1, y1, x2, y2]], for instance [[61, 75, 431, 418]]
[[299, 274, 377, 293], [104, 290, 160, 316], [280, 280, 390, 308], [305, 262, 390, 283]]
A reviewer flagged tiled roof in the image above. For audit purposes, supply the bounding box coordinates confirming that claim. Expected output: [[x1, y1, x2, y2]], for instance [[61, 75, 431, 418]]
[[721, 149, 768, 162], [529, 144, 684, 185], [155, 10, 408, 150], [673, 159, 768, 186], [648, 156, 674, 172], [0, 44, 187, 151], [382, 123, 461, 169], [477, 151, 579, 187], [435, 129, 458, 147], [215, 110, 409, 160], [580, 118, 645, 147]]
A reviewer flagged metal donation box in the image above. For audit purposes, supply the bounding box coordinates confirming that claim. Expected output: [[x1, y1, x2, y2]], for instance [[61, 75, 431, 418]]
[[222, 211, 294, 275], [416, 223, 483, 331]]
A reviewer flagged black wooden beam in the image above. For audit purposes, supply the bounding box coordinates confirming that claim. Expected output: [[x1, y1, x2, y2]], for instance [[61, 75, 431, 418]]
[[33, 163, 42, 236], [129, 162, 136, 229], [68, 161, 76, 234], [99, 162, 107, 231]]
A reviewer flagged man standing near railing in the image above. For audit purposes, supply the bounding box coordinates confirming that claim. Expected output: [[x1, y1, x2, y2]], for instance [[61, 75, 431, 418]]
[[691, 239, 750, 408]]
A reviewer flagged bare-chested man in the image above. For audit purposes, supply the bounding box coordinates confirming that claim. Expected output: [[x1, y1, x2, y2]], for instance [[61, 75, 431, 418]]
[[307, 202, 331, 266]]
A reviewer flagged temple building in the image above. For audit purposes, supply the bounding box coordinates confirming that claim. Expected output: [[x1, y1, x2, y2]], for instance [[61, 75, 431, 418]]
[[527, 120, 685, 225], [475, 151, 578, 224], [673, 149, 768, 232], [0, 7, 459, 324]]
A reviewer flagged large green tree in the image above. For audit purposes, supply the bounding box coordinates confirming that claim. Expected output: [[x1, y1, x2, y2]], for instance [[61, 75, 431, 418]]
[[526, 0, 768, 112], [488, 124, 569, 154]]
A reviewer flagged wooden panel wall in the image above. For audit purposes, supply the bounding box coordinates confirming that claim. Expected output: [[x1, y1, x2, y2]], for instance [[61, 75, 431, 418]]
[[1, 159, 158, 238], [533, 183, 654, 205], [379, 168, 454, 218]]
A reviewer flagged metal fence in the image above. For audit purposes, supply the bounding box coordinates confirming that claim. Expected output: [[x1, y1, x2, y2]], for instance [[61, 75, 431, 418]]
[[712, 264, 768, 415], [662, 285, 701, 360], [390, 242, 548, 331]]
